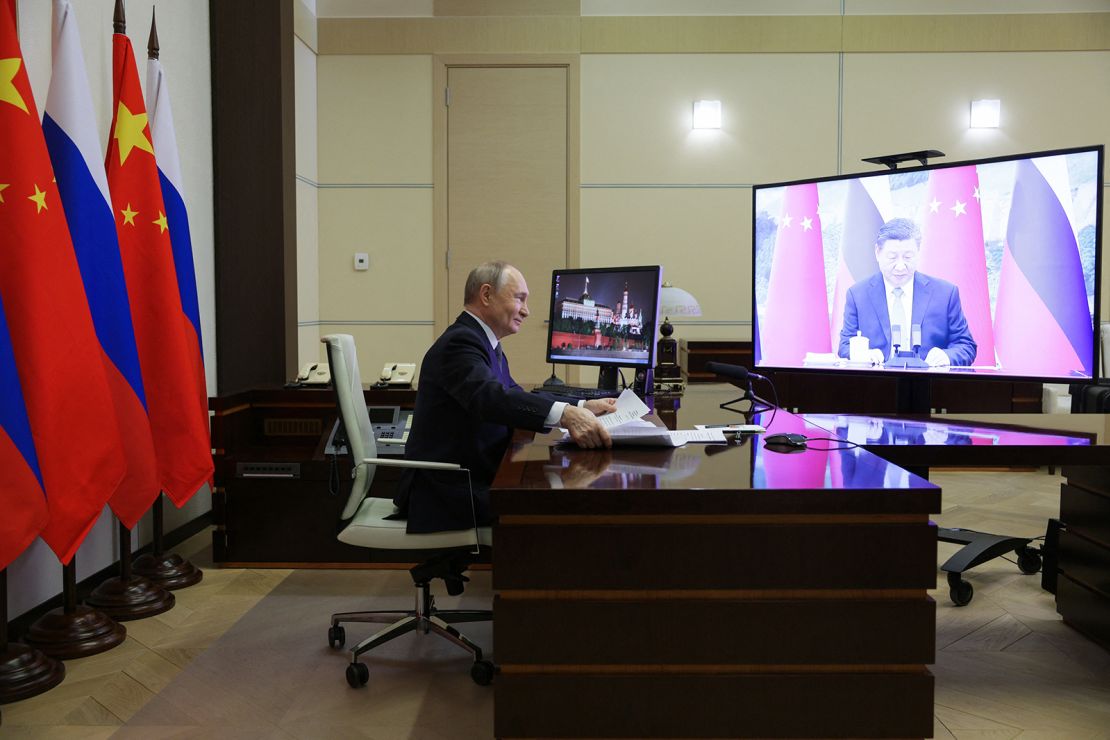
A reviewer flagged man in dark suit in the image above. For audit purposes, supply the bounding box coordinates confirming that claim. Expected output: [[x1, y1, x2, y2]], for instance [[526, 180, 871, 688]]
[[395, 261, 616, 533], [838, 218, 977, 367]]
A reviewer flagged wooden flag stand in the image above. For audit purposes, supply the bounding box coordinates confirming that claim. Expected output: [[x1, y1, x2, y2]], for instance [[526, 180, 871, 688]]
[[132, 495, 202, 590], [0, 570, 65, 704], [23, 559, 126, 659], [85, 521, 174, 621]]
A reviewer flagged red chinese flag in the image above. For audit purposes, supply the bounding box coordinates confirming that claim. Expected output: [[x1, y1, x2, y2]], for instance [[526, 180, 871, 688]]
[[106, 31, 212, 510], [0, 0, 125, 563], [760, 183, 831, 365]]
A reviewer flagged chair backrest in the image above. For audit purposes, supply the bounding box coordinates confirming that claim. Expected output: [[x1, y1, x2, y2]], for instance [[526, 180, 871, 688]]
[[322, 334, 378, 520]]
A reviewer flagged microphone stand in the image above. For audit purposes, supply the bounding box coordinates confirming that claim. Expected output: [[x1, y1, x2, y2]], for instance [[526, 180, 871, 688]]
[[720, 379, 774, 415]]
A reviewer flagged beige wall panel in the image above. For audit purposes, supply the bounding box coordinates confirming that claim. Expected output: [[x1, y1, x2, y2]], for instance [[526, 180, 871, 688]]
[[581, 54, 839, 185], [844, 14, 1110, 52], [581, 16, 842, 53], [319, 0, 433, 16], [435, 0, 580, 16], [583, 0, 842, 15], [841, 52, 1110, 169], [294, 0, 318, 51], [316, 324, 437, 384], [848, 0, 1110, 14], [318, 17, 580, 54], [296, 179, 320, 365], [299, 325, 323, 365], [295, 38, 318, 182], [318, 187, 434, 321], [581, 187, 752, 334], [318, 55, 433, 183]]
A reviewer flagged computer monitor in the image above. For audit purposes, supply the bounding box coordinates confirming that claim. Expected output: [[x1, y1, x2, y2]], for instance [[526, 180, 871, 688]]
[[752, 145, 1103, 384], [545, 265, 662, 389]]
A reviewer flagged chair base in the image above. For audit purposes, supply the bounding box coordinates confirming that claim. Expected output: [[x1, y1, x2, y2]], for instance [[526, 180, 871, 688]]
[[330, 578, 493, 686]]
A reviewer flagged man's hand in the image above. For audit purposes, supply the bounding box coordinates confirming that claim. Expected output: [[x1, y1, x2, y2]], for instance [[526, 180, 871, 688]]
[[925, 347, 951, 367], [561, 404, 611, 449], [869, 348, 886, 365], [584, 397, 617, 416]]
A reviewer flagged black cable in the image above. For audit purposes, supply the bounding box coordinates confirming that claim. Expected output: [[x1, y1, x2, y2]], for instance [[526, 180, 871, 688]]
[[799, 436, 862, 451]]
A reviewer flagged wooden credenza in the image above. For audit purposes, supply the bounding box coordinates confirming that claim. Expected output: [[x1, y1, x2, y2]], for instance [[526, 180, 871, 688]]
[[209, 386, 416, 566]]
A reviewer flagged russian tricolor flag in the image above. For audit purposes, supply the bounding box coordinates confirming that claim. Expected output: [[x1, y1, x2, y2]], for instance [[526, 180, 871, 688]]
[[0, 295, 47, 571], [43, 0, 159, 528], [994, 159, 1093, 377], [830, 178, 884, 350], [146, 21, 212, 500]]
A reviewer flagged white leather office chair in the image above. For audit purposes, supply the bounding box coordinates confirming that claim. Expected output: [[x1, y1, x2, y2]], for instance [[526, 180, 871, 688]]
[[320, 334, 494, 688]]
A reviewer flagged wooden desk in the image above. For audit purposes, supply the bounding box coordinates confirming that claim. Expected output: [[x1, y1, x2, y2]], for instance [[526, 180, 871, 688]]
[[490, 402, 940, 738]]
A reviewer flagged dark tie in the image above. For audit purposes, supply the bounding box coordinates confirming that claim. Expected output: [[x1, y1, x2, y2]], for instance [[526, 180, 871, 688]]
[[493, 343, 508, 387]]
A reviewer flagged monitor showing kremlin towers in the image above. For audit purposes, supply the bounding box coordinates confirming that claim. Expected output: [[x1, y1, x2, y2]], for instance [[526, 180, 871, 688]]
[[545, 265, 662, 371]]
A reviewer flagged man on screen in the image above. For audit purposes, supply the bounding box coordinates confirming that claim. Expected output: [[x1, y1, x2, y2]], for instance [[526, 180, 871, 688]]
[[838, 218, 976, 367]]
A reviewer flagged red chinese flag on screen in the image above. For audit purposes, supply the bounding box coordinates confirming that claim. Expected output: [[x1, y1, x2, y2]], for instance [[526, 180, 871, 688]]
[[918, 165, 995, 366], [760, 183, 831, 365], [106, 31, 213, 509], [0, 0, 125, 563]]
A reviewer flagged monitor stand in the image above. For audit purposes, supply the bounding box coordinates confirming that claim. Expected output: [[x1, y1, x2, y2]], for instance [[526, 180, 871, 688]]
[[597, 366, 619, 391]]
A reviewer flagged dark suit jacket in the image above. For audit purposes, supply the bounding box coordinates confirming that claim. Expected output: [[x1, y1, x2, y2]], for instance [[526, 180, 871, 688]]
[[394, 312, 556, 533], [837, 272, 977, 366]]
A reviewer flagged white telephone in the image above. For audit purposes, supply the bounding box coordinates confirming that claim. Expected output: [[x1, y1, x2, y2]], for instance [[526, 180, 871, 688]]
[[296, 362, 331, 385], [379, 362, 416, 386]]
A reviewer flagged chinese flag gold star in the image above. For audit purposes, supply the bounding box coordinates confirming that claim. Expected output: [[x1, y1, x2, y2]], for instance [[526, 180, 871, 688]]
[[153, 211, 168, 234], [120, 203, 138, 225], [0, 57, 28, 113], [28, 184, 48, 213], [0, 182, 10, 203], [112, 101, 155, 166]]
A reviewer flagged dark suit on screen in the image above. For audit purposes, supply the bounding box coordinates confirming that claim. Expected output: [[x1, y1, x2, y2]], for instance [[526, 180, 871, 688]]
[[394, 312, 556, 533], [837, 271, 977, 367]]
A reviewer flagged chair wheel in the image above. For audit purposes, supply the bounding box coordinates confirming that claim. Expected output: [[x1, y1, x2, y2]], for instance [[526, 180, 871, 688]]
[[471, 659, 495, 686], [328, 625, 346, 649], [1017, 547, 1042, 575], [346, 661, 369, 688], [948, 574, 974, 607]]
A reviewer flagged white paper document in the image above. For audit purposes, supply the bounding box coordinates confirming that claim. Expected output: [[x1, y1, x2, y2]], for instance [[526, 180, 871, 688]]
[[694, 423, 766, 434], [561, 388, 731, 447], [596, 388, 652, 429]]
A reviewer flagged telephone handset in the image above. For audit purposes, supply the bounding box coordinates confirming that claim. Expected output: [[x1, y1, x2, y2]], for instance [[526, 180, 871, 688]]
[[296, 362, 331, 385], [378, 362, 415, 387]]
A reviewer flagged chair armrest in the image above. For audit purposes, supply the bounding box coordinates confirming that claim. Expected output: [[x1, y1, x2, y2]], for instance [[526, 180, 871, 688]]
[[363, 457, 463, 471]]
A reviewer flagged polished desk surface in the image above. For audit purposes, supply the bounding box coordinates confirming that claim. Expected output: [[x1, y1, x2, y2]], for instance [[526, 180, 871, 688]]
[[492, 387, 941, 519]]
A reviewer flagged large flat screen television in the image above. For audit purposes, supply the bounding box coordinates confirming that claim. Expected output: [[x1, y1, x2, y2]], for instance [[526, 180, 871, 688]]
[[752, 145, 1103, 383], [545, 265, 662, 388]]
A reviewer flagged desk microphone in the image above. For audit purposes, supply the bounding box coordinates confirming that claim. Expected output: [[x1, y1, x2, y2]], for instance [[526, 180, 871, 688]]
[[704, 362, 767, 383]]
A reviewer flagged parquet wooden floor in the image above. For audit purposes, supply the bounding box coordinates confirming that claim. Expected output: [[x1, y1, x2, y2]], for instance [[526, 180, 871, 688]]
[[2, 468, 1108, 738]]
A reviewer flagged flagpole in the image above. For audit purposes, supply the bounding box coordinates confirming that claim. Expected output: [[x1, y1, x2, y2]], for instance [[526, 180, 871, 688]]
[[0, 569, 66, 704], [133, 494, 203, 590], [85, 521, 175, 622], [23, 557, 125, 659]]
